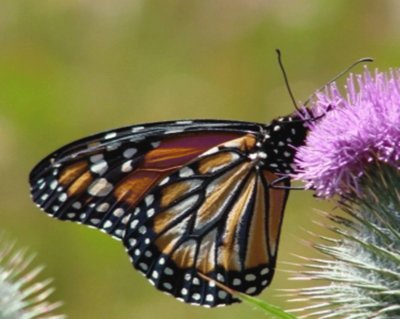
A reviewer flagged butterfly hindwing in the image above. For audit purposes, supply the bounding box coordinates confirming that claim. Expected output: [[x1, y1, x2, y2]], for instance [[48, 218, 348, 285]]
[[122, 136, 290, 306]]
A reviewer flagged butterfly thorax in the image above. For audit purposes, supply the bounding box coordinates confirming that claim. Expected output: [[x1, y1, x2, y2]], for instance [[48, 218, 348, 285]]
[[256, 113, 309, 175]]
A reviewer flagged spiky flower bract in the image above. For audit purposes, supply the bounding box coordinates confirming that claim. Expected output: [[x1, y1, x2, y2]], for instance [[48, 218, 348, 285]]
[[0, 235, 65, 319], [290, 68, 400, 318]]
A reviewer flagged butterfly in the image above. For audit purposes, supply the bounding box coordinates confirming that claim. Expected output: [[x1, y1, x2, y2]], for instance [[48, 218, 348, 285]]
[[29, 111, 312, 307]]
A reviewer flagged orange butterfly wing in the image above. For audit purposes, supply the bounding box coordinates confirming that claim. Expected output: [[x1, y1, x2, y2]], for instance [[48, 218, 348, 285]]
[[30, 120, 290, 307]]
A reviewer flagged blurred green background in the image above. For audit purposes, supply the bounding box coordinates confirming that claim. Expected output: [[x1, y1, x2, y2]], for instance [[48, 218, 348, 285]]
[[0, 0, 399, 318]]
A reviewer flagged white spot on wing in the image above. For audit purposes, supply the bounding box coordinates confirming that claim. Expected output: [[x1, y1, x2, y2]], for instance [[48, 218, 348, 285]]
[[91, 160, 108, 175], [151, 141, 161, 148], [246, 287, 257, 294], [91, 218, 101, 225], [165, 129, 184, 134], [216, 273, 224, 282], [104, 132, 117, 140], [96, 202, 110, 212], [132, 126, 145, 133], [146, 208, 155, 217], [123, 148, 137, 158], [72, 201, 82, 209], [121, 216, 129, 224], [90, 154, 104, 163], [181, 288, 188, 295], [121, 160, 133, 173], [218, 291, 227, 299], [245, 274, 256, 281], [58, 193, 67, 202], [88, 178, 113, 197], [179, 167, 194, 177], [260, 267, 270, 275], [175, 120, 193, 124], [50, 180, 58, 190], [163, 282, 172, 290], [106, 142, 121, 151], [261, 279, 268, 286], [192, 293, 201, 300], [129, 238, 137, 247], [115, 229, 124, 237], [130, 219, 139, 229], [164, 267, 174, 275], [102, 220, 111, 228], [159, 176, 169, 185], [38, 182, 46, 190], [139, 263, 148, 271], [113, 208, 124, 217], [233, 278, 241, 286], [201, 146, 218, 157], [145, 194, 154, 206]]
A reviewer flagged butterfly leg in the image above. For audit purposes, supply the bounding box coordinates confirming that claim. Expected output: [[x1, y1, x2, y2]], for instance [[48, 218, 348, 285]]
[[269, 175, 305, 190]]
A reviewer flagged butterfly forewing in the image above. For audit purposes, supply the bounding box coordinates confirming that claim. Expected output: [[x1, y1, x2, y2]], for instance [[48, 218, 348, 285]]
[[29, 118, 300, 307], [30, 121, 260, 239]]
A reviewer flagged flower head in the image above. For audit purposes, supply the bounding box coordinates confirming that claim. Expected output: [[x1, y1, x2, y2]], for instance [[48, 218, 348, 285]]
[[287, 67, 400, 318], [295, 68, 400, 197]]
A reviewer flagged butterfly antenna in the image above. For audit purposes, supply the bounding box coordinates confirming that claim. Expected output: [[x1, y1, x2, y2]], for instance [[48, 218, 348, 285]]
[[276, 49, 301, 112], [304, 56, 374, 105]]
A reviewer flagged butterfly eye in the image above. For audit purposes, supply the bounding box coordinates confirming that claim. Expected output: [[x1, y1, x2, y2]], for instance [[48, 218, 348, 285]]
[[30, 118, 307, 307]]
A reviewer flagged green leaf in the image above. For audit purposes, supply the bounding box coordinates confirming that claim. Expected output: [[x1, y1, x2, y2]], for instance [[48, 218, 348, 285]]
[[238, 293, 298, 319]]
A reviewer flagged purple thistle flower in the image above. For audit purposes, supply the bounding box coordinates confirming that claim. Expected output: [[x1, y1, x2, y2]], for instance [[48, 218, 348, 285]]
[[295, 68, 400, 197]]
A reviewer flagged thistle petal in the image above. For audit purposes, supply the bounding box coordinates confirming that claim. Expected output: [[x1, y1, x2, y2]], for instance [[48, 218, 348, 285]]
[[295, 68, 400, 197]]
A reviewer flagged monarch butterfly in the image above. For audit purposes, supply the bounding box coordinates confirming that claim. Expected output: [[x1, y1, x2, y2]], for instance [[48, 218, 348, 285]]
[[29, 112, 311, 307], [29, 53, 372, 307]]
